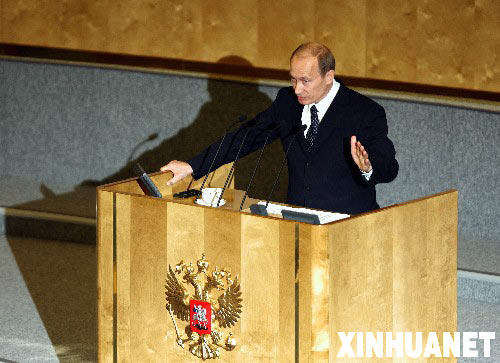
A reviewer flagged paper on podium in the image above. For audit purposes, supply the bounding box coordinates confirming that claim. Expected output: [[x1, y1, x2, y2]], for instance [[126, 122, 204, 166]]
[[257, 201, 350, 224]]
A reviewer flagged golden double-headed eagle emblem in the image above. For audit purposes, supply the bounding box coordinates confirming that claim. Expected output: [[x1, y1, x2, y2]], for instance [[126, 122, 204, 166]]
[[165, 254, 242, 360]]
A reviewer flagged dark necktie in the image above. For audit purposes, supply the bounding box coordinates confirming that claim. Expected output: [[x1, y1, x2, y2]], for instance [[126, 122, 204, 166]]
[[306, 105, 319, 151]]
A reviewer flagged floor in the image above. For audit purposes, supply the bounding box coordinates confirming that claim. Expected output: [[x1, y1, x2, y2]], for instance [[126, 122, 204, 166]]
[[0, 235, 96, 362]]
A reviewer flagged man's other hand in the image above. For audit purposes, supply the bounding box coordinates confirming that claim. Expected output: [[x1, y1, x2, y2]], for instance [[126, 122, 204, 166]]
[[160, 160, 193, 186], [350, 136, 372, 173]]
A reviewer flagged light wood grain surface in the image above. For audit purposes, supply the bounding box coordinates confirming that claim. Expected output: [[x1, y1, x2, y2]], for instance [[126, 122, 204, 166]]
[[98, 170, 458, 362], [2, 0, 498, 92], [96, 190, 114, 363], [326, 191, 458, 361]]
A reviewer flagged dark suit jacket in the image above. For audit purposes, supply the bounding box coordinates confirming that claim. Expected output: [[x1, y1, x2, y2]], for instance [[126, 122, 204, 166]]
[[188, 84, 398, 215]]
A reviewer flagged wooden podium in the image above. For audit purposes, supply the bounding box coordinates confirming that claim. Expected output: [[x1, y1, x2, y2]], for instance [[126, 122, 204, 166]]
[[97, 165, 457, 362]]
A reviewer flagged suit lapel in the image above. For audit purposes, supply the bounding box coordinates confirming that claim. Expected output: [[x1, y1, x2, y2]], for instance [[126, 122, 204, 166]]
[[289, 100, 308, 154], [310, 84, 350, 153]]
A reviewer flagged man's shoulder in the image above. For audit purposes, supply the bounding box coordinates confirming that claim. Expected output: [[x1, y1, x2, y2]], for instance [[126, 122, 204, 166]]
[[270, 86, 300, 109], [339, 83, 384, 113], [273, 84, 384, 113], [276, 86, 296, 100]]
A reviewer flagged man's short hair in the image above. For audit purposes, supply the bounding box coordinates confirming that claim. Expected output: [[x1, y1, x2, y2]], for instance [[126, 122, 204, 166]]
[[291, 42, 335, 76]]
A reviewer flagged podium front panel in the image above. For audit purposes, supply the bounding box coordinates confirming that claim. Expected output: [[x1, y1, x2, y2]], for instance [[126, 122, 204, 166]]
[[98, 171, 457, 362], [102, 192, 298, 362]]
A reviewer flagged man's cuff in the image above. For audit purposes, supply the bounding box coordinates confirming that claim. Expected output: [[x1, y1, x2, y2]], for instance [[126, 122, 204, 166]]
[[186, 159, 199, 180], [360, 168, 373, 181]]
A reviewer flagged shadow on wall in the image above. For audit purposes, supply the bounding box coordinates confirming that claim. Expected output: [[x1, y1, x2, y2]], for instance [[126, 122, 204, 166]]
[[10, 56, 287, 219], [3, 57, 285, 361], [97, 55, 286, 201]]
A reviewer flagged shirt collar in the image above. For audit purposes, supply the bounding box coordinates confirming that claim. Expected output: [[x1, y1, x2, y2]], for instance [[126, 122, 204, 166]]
[[307, 79, 340, 118]]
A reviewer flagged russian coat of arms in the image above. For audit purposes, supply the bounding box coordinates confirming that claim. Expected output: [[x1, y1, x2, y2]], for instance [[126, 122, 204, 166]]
[[165, 254, 242, 360]]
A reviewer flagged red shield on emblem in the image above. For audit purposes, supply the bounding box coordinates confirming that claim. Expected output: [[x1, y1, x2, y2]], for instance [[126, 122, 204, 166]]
[[190, 300, 211, 334]]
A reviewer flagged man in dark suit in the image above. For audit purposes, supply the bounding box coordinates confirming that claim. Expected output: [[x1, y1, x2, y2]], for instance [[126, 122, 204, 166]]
[[161, 42, 398, 214]]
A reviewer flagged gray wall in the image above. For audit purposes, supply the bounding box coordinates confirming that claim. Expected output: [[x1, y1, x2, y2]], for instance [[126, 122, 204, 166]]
[[1, 58, 498, 274]]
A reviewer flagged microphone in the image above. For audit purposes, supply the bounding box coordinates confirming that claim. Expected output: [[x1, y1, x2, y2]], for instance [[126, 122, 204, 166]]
[[239, 122, 280, 211], [173, 115, 247, 199], [215, 117, 261, 207], [249, 123, 307, 216], [134, 163, 162, 198]]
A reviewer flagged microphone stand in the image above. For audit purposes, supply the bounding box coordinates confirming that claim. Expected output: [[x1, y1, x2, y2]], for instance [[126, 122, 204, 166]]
[[198, 115, 247, 192], [173, 115, 247, 198], [126, 133, 159, 165], [239, 124, 280, 211], [250, 124, 306, 216], [215, 120, 257, 207]]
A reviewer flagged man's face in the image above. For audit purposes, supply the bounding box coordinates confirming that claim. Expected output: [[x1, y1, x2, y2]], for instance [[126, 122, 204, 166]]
[[290, 55, 334, 105]]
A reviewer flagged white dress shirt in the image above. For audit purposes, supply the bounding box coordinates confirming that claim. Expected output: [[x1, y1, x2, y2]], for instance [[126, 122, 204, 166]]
[[301, 80, 340, 136], [300, 79, 373, 180]]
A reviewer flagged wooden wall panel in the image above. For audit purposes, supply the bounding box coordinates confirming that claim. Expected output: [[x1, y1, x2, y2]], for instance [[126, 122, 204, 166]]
[[104, 0, 202, 59], [366, 0, 418, 84], [316, 0, 367, 77], [474, 0, 500, 91], [0, 0, 3, 42], [199, 0, 258, 64], [415, 0, 476, 89], [2, 0, 499, 92], [2, 0, 107, 50], [3, 1, 61, 46], [256, 0, 315, 69], [102, 0, 178, 57]]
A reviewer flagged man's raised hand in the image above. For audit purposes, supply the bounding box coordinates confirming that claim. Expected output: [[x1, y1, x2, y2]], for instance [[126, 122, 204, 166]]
[[350, 136, 372, 173], [160, 160, 193, 186]]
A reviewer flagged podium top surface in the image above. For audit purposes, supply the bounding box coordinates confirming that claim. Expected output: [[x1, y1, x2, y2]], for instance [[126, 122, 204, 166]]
[[97, 168, 352, 225], [97, 168, 457, 227]]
